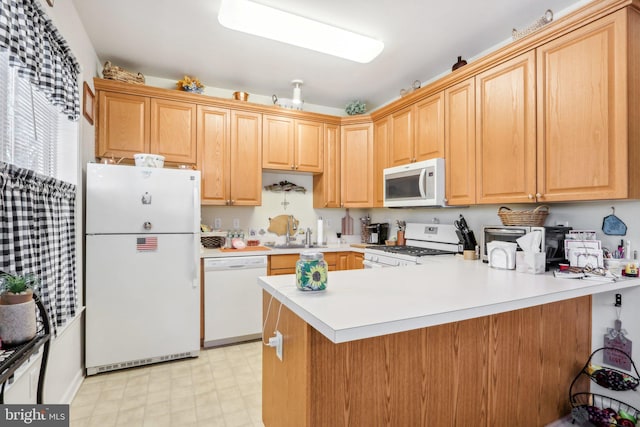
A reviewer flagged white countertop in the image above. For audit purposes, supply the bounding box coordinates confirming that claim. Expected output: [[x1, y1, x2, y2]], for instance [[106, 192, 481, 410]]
[[257, 256, 640, 344], [200, 243, 366, 258]]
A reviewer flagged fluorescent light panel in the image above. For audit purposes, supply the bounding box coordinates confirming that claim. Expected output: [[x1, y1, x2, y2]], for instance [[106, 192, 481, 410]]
[[218, 0, 384, 63]]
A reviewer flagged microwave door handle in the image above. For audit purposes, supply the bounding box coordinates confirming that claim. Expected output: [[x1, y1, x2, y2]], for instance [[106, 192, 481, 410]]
[[418, 169, 427, 198]]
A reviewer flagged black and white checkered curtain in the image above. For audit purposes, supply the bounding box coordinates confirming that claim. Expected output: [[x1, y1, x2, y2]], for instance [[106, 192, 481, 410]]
[[0, 161, 77, 335], [0, 0, 81, 121]]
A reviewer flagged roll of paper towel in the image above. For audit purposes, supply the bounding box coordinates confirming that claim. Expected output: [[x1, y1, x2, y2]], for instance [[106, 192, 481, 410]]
[[317, 218, 324, 245]]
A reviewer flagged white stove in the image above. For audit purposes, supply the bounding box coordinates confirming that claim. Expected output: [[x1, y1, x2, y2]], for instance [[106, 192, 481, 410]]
[[363, 223, 460, 268]]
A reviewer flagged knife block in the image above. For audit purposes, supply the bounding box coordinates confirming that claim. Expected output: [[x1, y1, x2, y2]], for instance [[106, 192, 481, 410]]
[[397, 230, 406, 246]]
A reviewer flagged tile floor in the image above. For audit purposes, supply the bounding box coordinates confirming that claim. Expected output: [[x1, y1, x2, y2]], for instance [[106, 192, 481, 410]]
[[69, 341, 264, 427]]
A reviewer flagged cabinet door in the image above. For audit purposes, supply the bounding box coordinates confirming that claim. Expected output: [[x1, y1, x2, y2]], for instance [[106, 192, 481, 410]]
[[230, 111, 262, 206], [97, 92, 149, 159], [536, 10, 627, 201], [389, 106, 414, 166], [348, 252, 364, 270], [341, 123, 373, 207], [476, 51, 537, 204], [336, 252, 349, 271], [295, 120, 323, 172], [445, 78, 476, 205], [197, 106, 230, 205], [313, 124, 341, 208], [373, 116, 390, 207], [415, 92, 445, 161], [149, 98, 197, 164], [262, 115, 295, 170]]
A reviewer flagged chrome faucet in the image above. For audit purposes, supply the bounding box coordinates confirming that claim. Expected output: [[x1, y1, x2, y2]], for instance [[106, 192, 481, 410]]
[[285, 215, 297, 244]]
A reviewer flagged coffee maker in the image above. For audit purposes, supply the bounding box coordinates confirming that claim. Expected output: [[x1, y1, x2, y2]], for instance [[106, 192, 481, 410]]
[[366, 223, 389, 245]]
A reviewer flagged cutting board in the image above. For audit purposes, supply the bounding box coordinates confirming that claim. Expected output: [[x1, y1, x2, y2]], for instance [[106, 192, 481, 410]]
[[268, 215, 299, 236]]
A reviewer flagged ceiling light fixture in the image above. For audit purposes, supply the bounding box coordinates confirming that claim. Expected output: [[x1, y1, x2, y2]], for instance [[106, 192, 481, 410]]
[[291, 80, 303, 104], [218, 0, 384, 63]]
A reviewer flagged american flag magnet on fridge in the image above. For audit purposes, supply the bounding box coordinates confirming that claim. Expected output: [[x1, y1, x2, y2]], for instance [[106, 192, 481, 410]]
[[137, 236, 158, 252]]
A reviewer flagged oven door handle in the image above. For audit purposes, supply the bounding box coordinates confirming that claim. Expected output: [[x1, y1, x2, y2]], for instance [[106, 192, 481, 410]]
[[418, 168, 427, 198]]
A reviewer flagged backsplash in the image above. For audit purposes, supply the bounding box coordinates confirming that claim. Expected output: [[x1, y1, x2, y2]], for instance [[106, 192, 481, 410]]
[[201, 171, 640, 255], [200, 172, 367, 245]]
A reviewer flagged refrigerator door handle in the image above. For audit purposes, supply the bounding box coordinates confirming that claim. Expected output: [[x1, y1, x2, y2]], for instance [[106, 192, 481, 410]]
[[192, 234, 199, 289]]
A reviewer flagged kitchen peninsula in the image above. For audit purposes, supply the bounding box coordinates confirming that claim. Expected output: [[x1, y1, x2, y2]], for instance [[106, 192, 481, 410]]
[[258, 257, 640, 426]]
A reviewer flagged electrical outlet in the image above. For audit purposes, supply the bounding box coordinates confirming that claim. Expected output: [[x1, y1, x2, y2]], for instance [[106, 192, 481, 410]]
[[326, 219, 332, 228], [214, 217, 222, 229], [233, 218, 240, 229], [268, 331, 283, 361]]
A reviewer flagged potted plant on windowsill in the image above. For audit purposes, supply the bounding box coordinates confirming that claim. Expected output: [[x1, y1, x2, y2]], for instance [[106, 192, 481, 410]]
[[0, 271, 38, 346]]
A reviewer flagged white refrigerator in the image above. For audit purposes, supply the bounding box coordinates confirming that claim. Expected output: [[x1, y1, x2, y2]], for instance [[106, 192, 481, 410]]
[[85, 163, 201, 375]]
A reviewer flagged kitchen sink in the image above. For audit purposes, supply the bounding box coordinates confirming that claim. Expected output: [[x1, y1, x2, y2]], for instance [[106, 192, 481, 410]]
[[265, 243, 326, 249]]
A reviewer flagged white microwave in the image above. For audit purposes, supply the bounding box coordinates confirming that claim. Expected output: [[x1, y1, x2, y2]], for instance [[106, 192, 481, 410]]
[[383, 158, 446, 207]]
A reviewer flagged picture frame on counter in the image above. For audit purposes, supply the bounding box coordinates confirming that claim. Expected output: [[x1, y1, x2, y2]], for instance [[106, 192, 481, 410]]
[[83, 81, 95, 125]]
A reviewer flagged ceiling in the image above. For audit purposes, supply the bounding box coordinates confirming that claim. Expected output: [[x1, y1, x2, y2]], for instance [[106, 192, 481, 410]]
[[72, 0, 587, 112]]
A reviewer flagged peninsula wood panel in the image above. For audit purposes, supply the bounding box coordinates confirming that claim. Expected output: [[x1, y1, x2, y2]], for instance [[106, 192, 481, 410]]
[[229, 110, 262, 205], [97, 92, 149, 158], [262, 294, 591, 427], [149, 98, 197, 164], [487, 296, 591, 426], [414, 91, 445, 161], [536, 10, 627, 201], [445, 77, 476, 205], [475, 51, 537, 204], [313, 123, 341, 208]]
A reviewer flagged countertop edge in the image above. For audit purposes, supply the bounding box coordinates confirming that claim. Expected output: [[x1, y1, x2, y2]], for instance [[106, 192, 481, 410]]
[[201, 244, 367, 258], [258, 262, 640, 344]]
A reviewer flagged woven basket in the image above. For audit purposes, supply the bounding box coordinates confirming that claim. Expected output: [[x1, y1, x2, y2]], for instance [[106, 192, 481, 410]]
[[102, 61, 145, 85], [497, 205, 549, 226], [201, 231, 226, 248]]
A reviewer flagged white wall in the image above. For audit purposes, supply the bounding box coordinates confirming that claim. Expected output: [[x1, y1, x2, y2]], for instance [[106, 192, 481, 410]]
[[5, 0, 100, 404], [144, 76, 346, 117]]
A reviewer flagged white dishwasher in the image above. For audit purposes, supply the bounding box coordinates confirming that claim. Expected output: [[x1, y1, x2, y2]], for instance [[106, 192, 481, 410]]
[[203, 255, 267, 347]]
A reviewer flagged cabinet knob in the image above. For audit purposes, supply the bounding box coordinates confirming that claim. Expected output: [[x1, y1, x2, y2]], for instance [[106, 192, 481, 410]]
[[535, 193, 542, 199], [230, 200, 235, 205], [291, 165, 295, 170], [528, 194, 534, 199], [225, 200, 230, 205]]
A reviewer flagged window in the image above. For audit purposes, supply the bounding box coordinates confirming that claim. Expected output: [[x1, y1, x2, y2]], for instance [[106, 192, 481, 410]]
[[0, 50, 77, 183]]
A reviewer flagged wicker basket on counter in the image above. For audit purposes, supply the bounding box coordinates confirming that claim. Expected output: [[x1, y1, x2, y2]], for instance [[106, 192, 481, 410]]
[[497, 205, 549, 226], [102, 61, 145, 84], [200, 231, 226, 248]]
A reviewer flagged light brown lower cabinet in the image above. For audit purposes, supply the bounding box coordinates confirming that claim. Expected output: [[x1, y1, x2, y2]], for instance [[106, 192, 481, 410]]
[[262, 294, 591, 427], [267, 252, 362, 275]]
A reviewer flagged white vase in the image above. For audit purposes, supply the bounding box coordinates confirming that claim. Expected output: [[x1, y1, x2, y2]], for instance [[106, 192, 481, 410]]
[[0, 299, 37, 346]]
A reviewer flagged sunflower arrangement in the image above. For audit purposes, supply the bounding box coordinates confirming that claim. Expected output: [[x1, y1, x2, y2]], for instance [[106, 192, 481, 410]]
[[176, 75, 204, 94]]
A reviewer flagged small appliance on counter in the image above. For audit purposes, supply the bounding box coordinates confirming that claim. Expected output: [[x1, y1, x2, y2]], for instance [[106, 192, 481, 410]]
[[366, 223, 389, 245]]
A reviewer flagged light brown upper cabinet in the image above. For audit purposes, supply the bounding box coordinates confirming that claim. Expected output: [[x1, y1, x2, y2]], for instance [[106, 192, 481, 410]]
[[389, 106, 414, 166], [149, 98, 197, 164], [262, 115, 323, 173], [198, 106, 262, 206], [97, 91, 197, 165], [444, 77, 476, 206], [313, 124, 341, 208], [388, 92, 444, 168], [536, 8, 639, 202], [373, 116, 390, 207], [341, 123, 373, 207], [475, 51, 536, 204], [414, 92, 445, 161], [97, 92, 149, 160]]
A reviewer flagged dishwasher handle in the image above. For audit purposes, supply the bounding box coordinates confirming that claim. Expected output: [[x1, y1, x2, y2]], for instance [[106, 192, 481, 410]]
[[204, 256, 268, 271]]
